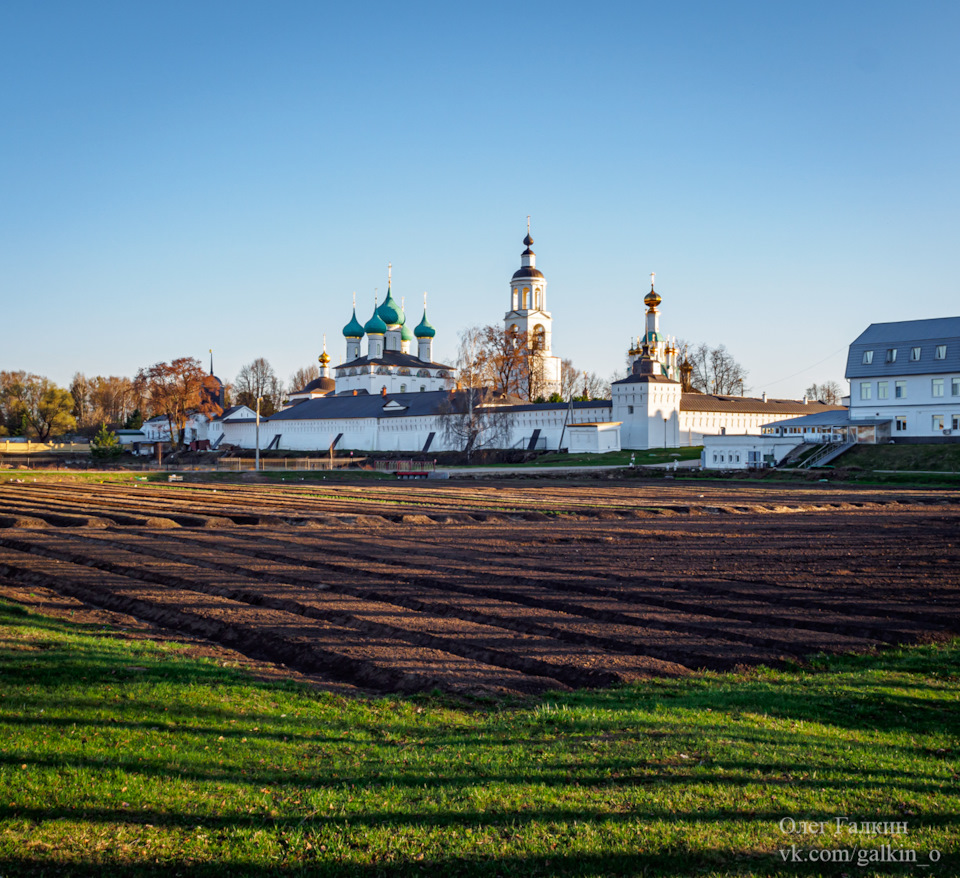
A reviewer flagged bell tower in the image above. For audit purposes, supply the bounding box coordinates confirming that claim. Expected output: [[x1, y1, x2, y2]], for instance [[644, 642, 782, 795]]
[[503, 219, 561, 397]]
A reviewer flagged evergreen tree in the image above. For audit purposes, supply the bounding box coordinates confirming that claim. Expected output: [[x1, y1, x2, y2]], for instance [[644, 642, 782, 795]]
[[90, 422, 123, 460]]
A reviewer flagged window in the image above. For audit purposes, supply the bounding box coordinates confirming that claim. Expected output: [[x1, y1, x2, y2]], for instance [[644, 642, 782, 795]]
[[932, 415, 945, 431], [886, 348, 898, 363], [936, 345, 947, 360], [862, 350, 874, 364], [895, 381, 907, 399], [877, 381, 889, 400], [910, 346, 922, 361], [953, 415, 960, 431], [953, 378, 960, 397], [399, 384, 406, 393], [933, 378, 945, 397], [859, 382, 872, 400], [895, 416, 907, 432], [627, 405, 634, 414]]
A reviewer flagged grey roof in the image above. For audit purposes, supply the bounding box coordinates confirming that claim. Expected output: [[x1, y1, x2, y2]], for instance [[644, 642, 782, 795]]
[[490, 400, 613, 414], [613, 373, 680, 385], [762, 409, 852, 429], [846, 316, 960, 379], [266, 390, 457, 422], [680, 395, 844, 415], [212, 405, 249, 422], [334, 351, 453, 370]]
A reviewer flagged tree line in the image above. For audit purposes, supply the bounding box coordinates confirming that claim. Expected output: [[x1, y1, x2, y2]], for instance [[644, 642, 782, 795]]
[[0, 356, 318, 444]]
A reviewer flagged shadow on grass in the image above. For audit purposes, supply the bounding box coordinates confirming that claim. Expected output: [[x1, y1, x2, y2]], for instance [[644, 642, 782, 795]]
[[2, 600, 959, 877]]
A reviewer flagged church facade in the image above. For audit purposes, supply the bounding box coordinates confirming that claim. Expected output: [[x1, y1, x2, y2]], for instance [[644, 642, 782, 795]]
[[213, 228, 828, 454]]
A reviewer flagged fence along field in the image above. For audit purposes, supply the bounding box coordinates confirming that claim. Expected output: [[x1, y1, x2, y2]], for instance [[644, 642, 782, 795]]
[[0, 480, 958, 695]]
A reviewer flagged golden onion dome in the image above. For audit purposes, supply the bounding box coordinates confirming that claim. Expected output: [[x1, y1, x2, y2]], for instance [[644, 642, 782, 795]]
[[644, 287, 661, 309], [318, 350, 330, 365]]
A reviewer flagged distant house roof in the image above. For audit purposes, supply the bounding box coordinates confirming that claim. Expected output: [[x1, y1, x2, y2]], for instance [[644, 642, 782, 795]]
[[846, 316, 960, 379], [680, 395, 844, 415]]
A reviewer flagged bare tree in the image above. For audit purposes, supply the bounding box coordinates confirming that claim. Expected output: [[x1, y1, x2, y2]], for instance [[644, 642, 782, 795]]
[[581, 371, 610, 400], [559, 359, 579, 400], [439, 388, 514, 459], [69, 373, 92, 428], [455, 326, 490, 389], [679, 340, 748, 395], [289, 364, 320, 393], [804, 380, 844, 405], [235, 358, 283, 415]]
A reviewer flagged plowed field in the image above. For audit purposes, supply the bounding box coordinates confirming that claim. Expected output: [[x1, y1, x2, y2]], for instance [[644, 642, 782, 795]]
[[1, 479, 957, 696]]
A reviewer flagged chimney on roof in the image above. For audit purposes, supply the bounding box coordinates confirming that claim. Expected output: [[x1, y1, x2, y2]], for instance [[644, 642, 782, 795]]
[[762, 392, 767, 403], [802, 396, 808, 404]]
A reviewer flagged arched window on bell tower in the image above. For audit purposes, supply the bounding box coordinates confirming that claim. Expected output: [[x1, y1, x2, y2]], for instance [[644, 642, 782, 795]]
[[533, 324, 545, 351]]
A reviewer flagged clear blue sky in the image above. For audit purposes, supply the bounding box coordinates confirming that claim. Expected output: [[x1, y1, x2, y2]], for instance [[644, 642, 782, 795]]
[[2, 0, 958, 398]]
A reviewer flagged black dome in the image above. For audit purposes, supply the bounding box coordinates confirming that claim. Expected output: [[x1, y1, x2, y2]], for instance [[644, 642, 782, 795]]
[[512, 267, 544, 280], [301, 376, 336, 393]]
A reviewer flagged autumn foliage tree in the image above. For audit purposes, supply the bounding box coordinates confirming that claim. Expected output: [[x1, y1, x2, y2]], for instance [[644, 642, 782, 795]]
[[0, 371, 76, 440], [70, 373, 135, 430], [456, 325, 557, 401], [134, 357, 222, 447]]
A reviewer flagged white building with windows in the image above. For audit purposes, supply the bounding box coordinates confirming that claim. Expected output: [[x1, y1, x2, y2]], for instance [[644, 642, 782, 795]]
[[845, 317, 960, 440]]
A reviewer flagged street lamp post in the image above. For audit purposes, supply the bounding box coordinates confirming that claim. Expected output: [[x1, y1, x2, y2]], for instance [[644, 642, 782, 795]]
[[255, 396, 262, 472]]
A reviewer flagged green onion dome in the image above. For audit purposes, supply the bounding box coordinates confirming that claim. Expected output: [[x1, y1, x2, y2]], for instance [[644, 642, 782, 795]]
[[400, 320, 415, 343], [414, 309, 436, 338], [342, 309, 364, 338], [364, 305, 388, 335], [377, 289, 405, 326]]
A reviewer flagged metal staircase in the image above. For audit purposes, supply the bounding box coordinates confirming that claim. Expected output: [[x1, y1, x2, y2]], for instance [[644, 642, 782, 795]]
[[798, 440, 856, 469]]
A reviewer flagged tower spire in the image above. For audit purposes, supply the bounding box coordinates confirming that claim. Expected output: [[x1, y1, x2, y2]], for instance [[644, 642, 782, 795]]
[[209, 349, 213, 375]]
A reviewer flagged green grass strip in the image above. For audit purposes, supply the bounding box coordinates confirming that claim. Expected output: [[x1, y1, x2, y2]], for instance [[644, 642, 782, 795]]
[[0, 599, 957, 876]]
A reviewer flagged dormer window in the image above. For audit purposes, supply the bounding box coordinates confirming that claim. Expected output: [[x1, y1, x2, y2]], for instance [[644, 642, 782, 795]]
[[886, 348, 898, 363], [862, 350, 874, 364], [936, 345, 947, 360], [910, 347, 921, 361]]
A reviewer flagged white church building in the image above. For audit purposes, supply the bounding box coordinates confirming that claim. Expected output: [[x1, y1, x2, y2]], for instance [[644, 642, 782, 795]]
[[213, 229, 833, 454]]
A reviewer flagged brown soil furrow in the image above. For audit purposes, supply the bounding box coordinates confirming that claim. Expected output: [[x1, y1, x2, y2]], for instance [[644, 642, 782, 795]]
[[208, 525, 940, 641], [94, 528, 768, 670], [3, 481, 943, 522], [0, 531, 680, 685], [141, 528, 887, 662], [0, 547, 560, 696]]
